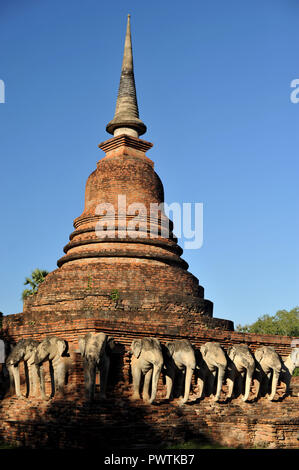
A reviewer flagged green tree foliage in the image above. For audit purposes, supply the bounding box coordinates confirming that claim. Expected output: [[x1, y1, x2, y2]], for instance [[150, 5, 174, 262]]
[[22, 269, 49, 300], [237, 308, 299, 376], [236, 307, 299, 337]]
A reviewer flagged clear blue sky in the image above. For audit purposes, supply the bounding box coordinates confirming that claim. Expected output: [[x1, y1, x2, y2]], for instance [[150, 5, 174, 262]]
[[0, 0, 298, 328]]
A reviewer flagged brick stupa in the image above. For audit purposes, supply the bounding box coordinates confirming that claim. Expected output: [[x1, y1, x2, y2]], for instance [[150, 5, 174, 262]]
[[22, 15, 233, 333], [1, 16, 297, 451]]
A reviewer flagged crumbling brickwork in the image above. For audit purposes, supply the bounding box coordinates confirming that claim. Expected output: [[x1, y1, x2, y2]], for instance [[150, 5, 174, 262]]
[[1, 314, 298, 449], [0, 395, 298, 450], [20, 136, 221, 330]]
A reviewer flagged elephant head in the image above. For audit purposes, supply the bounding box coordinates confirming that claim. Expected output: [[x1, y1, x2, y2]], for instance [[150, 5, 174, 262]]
[[254, 345, 282, 401], [130, 337, 163, 404], [226, 344, 255, 401], [163, 339, 196, 404], [6, 339, 41, 398], [78, 333, 115, 361], [280, 348, 299, 396], [34, 336, 67, 365], [288, 348, 299, 372], [78, 332, 115, 400], [34, 336, 68, 399], [197, 342, 227, 402]]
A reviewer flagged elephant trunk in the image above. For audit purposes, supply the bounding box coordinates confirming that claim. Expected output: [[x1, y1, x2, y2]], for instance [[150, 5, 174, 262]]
[[83, 359, 96, 401], [243, 366, 254, 402], [149, 363, 162, 404], [214, 366, 225, 402], [7, 364, 21, 396], [268, 369, 280, 401], [182, 366, 194, 404]]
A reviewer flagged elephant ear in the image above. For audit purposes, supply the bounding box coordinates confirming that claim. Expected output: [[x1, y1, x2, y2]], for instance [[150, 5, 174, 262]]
[[106, 336, 116, 352], [227, 346, 236, 361], [79, 333, 94, 356], [7, 341, 23, 365], [131, 339, 142, 359], [200, 344, 208, 357], [166, 342, 175, 357], [290, 348, 299, 366], [57, 339, 67, 357], [255, 347, 266, 362], [78, 337, 87, 357]]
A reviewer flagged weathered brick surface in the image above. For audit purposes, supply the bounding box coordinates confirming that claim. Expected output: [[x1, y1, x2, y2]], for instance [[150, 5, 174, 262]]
[[1, 314, 295, 356], [1, 136, 298, 449], [21, 138, 223, 327], [1, 315, 298, 449], [0, 393, 298, 449]]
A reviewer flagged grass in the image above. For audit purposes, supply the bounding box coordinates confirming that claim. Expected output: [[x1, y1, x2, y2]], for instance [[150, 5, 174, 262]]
[[0, 441, 20, 449], [165, 440, 233, 449]]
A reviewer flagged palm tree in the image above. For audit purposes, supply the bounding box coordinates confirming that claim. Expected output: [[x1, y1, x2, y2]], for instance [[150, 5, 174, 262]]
[[22, 268, 49, 300]]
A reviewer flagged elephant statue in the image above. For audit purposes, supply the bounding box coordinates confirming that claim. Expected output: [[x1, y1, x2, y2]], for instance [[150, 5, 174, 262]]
[[34, 336, 68, 399], [226, 344, 255, 402], [196, 342, 227, 402], [163, 339, 196, 404], [78, 332, 115, 401], [280, 348, 299, 397], [6, 338, 43, 398], [130, 337, 163, 404], [254, 345, 282, 401]]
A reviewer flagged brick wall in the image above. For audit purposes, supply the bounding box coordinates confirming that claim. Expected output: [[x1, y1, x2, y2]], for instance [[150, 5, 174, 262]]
[[0, 313, 298, 449], [0, 386, 298, 449], [1, 312, 294, 356]]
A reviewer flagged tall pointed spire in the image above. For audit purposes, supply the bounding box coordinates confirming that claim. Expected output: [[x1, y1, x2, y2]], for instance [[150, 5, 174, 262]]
[[106, 15, 147, 137]]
